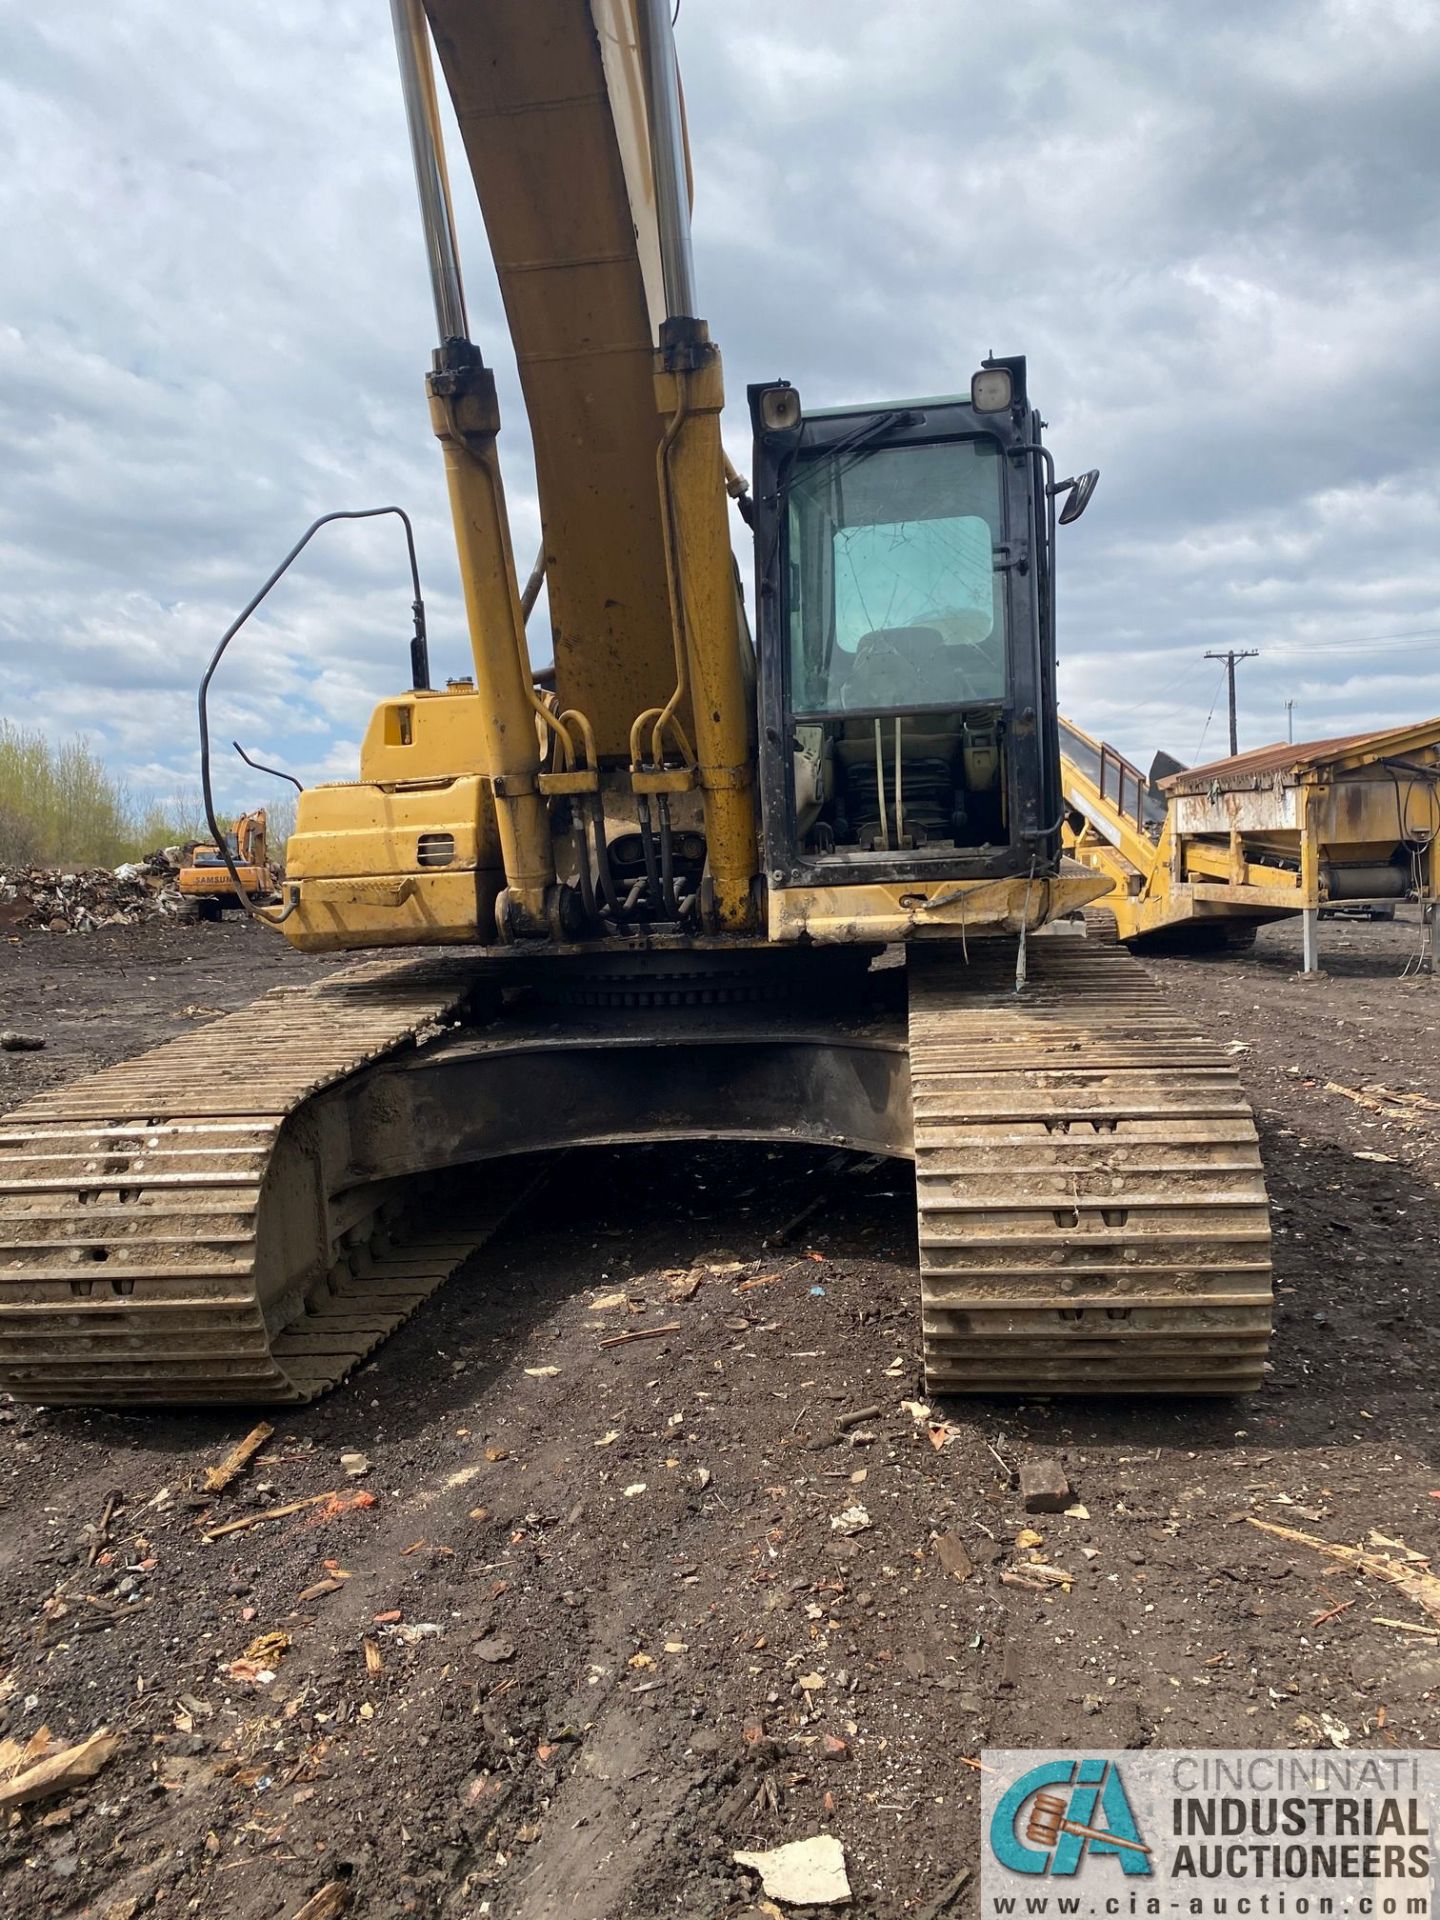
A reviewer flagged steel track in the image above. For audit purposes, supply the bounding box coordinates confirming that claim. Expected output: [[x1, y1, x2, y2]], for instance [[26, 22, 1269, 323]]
[[0, 936, 1273, 1406], [910, 939, 1273, 1393], [0, 955, 521, 1404]]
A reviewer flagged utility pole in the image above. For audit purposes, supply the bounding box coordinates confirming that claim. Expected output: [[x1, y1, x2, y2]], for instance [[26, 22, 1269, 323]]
[[1285, 698, 1295, 744], [1204, 649, 1259, 757]]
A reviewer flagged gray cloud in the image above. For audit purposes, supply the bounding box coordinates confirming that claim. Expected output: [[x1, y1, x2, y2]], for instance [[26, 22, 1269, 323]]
[[3, 0, 1439, 818]]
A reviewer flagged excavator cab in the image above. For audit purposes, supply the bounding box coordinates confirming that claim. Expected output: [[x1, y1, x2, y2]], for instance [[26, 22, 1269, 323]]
[[750, 360, 1068, 918]]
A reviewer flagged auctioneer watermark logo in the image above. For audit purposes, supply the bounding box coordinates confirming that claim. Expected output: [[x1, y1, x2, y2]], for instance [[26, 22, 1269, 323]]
[[989, 1756, 1153, 1877], [982, 1750, 1438, 1919]]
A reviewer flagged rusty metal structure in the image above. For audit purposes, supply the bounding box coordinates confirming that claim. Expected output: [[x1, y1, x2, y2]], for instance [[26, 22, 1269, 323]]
[[1062, 716, 1440, 972], [0, 3, 1273, 1404]]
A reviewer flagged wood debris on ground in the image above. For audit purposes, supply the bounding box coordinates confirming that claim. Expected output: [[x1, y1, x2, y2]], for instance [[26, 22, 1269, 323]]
[[287, 1882, 352, 1920], [1323, 1080, 1440, 1123], [202, 1492, 339, 1540], [224, 1630, 291, 1686], [597, 1322, 680, 1349], [0, 1727, 120, 1812], [171, 1693, 213, 1735], [0, 1728, 54, 1778], [86, 1489, 123, 1566], [201, 1421, 274, 1494], [933, 1533, 974, 1583], [1002, 1560, 1075, 1593], [914, 1865, 974, 1920], [1248, 1517, 1440, 1625], [296, 1577, 345, 1603], [1310, 1597, 1356, 1628], [1020, 1457, 1072, 1513]]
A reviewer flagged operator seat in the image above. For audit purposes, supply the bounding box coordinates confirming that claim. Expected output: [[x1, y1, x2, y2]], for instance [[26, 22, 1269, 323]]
[[833, 625, 966, 848]]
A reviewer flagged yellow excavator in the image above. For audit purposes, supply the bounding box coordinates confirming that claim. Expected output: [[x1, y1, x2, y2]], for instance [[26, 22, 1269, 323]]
[[0, 1, 1272, 1405]]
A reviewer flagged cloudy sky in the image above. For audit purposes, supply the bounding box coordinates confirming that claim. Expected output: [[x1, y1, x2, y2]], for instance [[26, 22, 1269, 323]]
[[4, 0, 1440, 817]]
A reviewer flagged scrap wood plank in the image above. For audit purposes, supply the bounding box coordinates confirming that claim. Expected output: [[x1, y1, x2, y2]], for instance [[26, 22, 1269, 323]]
[[288, 1883, 351, 1920], [0, 1729, 120, 1811], [202, 1491, 337, 1541], [202, 1421, 274, 1494]]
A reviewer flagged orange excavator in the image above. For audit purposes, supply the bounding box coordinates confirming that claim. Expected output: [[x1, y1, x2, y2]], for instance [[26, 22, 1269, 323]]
[[0, 1, 1271, 1405], [177, 810, 277, 920]]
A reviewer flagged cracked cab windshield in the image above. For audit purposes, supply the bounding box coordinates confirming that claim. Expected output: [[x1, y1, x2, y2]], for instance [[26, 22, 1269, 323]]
[[787, 438, 1006, 718]]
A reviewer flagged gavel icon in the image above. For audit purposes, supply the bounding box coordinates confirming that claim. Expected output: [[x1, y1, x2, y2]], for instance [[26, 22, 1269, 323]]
[[1025, 1792, 1152, 1857]]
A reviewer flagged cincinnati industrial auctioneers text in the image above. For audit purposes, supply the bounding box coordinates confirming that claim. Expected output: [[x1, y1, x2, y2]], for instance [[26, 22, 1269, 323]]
[[1170, 1754, 1430, 1884]]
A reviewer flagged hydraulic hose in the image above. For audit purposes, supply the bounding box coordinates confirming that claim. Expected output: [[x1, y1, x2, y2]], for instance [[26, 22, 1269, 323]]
[[198, 506, 425, 925]]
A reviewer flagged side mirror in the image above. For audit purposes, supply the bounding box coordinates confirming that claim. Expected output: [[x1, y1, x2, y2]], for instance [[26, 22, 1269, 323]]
[[1051, 469, 1100, 525]]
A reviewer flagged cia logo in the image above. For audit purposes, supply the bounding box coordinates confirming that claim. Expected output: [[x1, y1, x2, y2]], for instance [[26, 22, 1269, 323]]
[[990, 1758, 1153, 1876]]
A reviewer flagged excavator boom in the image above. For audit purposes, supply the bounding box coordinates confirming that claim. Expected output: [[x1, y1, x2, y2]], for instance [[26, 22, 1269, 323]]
[[424, 0, 683, 761]]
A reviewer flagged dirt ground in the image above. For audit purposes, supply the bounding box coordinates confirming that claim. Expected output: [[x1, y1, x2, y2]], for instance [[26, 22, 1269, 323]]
[[1, 911, 1437, 1920]]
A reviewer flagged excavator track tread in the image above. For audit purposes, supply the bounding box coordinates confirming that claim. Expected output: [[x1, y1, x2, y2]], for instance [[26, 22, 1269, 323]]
[[909, 938, 1272, 1395], [1, 934, 1273, 1406], [0, 953, 511, 1406]]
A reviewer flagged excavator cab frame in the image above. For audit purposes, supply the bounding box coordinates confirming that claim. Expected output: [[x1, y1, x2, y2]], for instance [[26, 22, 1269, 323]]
[[749, 368, 1064, 898]]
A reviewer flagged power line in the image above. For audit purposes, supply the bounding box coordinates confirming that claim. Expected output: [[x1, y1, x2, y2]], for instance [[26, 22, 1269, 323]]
[[1067, 627, 1440, 675], [1265, 632, 1440, 657], [1193, 665, 1228, 762], [1101, 658, 1213, 722]]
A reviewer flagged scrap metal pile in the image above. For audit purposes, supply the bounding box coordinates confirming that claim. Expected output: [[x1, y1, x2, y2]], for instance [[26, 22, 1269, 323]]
[[0, 850, 188, 934]]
